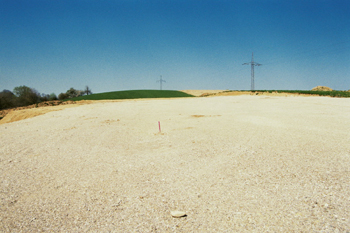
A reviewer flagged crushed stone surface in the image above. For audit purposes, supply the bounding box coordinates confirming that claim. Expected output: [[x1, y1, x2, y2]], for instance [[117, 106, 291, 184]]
[[1, 95, 350, 232]]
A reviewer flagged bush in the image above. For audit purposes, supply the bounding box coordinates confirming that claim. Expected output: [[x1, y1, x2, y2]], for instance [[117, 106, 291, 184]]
[[49, 93, 58, 101], [13, 86, 40, 106], [0, 90, 16, 110], [58, 92, 69, 100], [40, 93, 50, 102]]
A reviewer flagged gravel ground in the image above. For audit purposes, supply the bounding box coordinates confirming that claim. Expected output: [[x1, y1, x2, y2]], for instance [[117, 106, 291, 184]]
[[1, 95, 350, 232]]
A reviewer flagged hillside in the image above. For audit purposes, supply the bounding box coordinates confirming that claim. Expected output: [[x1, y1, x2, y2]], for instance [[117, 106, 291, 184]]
[[69, 90, 194, 101]]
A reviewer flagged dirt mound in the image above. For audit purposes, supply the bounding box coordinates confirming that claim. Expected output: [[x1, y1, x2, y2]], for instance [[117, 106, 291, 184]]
[[181, 90, 225, 97], [311, 86, 333, 91], [0, 100, 90, 124]]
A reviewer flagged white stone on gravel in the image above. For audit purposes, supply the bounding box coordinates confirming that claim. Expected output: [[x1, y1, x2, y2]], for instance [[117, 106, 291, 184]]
[[171, 211, 186, 218]]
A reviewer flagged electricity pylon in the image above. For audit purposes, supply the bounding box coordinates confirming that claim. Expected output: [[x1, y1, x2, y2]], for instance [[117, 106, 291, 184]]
[[157, 75, 166, 90], [242, 52, 262, 90]]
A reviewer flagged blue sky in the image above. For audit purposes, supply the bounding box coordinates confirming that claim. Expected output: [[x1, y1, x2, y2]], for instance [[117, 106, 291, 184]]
[[1, 0, 349, 95]]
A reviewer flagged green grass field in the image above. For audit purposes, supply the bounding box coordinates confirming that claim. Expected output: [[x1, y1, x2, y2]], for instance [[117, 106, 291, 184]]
[[68, 90, 194, 101]]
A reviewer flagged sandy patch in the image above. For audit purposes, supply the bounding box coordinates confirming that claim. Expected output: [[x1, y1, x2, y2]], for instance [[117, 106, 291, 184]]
[[312, 86, 333, 91], [181, 90, 226, 96], [0, 100, 118, 125], [181, 90, 310, 97], [1, 95, 350, 232], [0, 105, 76, 125]]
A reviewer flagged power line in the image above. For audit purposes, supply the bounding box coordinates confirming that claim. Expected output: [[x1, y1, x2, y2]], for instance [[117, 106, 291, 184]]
[[242, 52, 262, 90]]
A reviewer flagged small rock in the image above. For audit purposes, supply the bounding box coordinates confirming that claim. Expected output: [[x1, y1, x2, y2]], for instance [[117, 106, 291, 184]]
[[171, 211, 186, 218]]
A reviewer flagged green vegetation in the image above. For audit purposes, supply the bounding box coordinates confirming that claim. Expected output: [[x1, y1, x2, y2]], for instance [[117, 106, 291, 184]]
[[252, 90, 350, 98], [68, 90, 194, 101], [58, 86, 91, 100], [229, 90, 350, 98], [0, 87, 192, 110], [0, 86, 59, 110], [0, 85, 88, 110], [2, 85, 348, 111]]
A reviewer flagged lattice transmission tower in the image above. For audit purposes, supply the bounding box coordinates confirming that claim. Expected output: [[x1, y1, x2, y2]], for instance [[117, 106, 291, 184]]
[[242, 52, 262, 90], [157, 75, 166, 90]]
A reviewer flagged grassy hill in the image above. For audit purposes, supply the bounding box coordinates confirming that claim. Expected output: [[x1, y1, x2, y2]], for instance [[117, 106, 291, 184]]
[[69, 90, 194, 101]]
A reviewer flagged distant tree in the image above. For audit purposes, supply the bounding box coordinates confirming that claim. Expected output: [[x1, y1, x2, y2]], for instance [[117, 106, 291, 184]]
[[36, 93, 58, 102], [13, 85, 40, 106], [2, 89, 13, 94], [58, 92, 69, 100], [65, 87, 85, 98], [49, 93, 58, 101], [84, 86, 92, 95], [40, 93, 50, 102], [77, 90, 84, 97], [0, 90, 16, 110], [13, 86, 32, 97], [66, 87, 79, 98]]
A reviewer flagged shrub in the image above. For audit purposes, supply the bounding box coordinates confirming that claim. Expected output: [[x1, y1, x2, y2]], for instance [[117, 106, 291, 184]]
[[0, 90, 16, 110], [49, 93, 58, 101], [13, 86, 40, 106], [58, 92, 69, 100]]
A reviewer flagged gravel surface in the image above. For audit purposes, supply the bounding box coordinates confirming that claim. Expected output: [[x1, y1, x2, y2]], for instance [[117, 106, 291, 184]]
[[1, 95, 350, 232]]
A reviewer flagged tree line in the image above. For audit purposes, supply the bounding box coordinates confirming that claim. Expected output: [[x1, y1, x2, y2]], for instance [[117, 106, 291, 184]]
[[0, 85, 92, 110]]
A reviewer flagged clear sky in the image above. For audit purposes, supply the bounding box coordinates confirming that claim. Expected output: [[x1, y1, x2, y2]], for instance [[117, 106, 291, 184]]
[[1, 0, 350, 95]]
